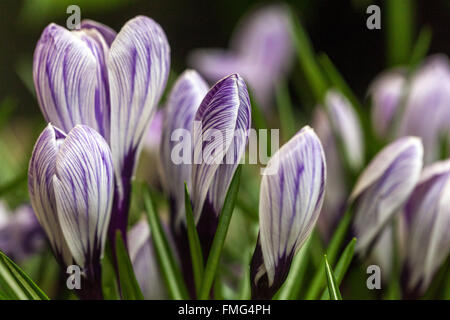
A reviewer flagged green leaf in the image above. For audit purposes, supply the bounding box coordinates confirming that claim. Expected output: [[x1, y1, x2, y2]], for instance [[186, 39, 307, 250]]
[[275, 236, 311, 300], [143, 187, 189, 299], [305, 206, 354, 299], [321, 238, 356, 299], [184, 183, 204, 296], [237, 265, 251, 300], [198, 165, 242, 299], [101, 243, 120, 300], [324, 255, 342, 300], [0, 250, 49, 300], [289, 8, 328, 102], [276, 79, 297, 141], [248, 88, 268, 131], [386, 0, 414, 66], [115, 231, 144, 300], [409, 26, 432, 70]]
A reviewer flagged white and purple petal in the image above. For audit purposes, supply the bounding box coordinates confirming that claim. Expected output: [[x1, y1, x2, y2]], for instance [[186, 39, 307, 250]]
[[351, 137, 423, 254], [258, 126, 326, 288], [404, 160, 450, 294], [33, 23, 111, 139], [108, 15, 170, 191], [52, 125, 113, 268], [80, 19, 117, 47], [160, 70, 209, 227], [324, 90, 364, 171], [191, 74, 251, 221], [28, 124, 73, 266]]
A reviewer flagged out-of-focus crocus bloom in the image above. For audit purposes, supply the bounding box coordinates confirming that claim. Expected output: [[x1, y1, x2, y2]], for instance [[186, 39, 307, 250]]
[[369, 69, 407, 138], [191, 74, 251, 254], [160, 70, 209, 229], [399, 55, 450, 164], [28, 124, 113, 299], [0, 204, 45, 262], [351, 137, 423, 255], [188, 5, 293, 110], [143, 110, 164, 152], [33, 16, 170, 242], [403, 160, 450, 295], [250, 126, 326, 299], [129, 220, 167, 299], [314, 90, 364, 240]]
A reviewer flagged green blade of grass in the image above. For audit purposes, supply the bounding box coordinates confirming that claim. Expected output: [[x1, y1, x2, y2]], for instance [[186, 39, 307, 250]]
[[115, 231, 144, 300], [321, 238, 356, 299], [198, 165, 242, 299], [143, 187, 189, 299], [184, 183, 204, 296], [276, 79, 297, 141], [324, 255, 342, 300], [0, 250, 49, 300], [305, 206, 354, 299], [289, 8, 328, 102], [409, 26, 432, 70], [386, 0, 414, 66]]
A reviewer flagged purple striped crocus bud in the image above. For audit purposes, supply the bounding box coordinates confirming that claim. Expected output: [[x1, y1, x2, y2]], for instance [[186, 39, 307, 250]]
[[0, 204, 45, 262], [351, 137, 423, 255], [33, 16, 171, 241], [160, 70, 209, 229], [189, 4, 293, 110], [128, 221, 167, 299], [369, 69, 407, 138], [400, 55, 450, 163], [403, 160, 450, 295], [313, 90, 364, 240], [250, 126, 326, 299], [28, 124, 113, 299], [191, 73, 251, 255]]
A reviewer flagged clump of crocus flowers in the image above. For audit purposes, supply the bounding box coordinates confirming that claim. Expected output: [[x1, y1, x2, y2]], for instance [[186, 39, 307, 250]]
[[0, 4, 448, 302]]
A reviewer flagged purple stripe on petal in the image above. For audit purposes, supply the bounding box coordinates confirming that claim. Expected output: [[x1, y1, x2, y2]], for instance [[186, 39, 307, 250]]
[[81, 19, 117, 47]]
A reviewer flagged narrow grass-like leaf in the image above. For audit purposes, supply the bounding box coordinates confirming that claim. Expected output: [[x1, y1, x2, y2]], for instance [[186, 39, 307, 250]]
[[276, 79, 296, 142], [289, 8, 328, 101], [305, 206, 354, 299], [248, 88, 268, 131], [275, 236, 311, 300], [386, 0, 414, 66], [409, 26, 432, 70], [143, 188, 189, 299], [237, 266, 251, 300], [115, 232, 144, 300], [101, 243, 120, 300], [199, 165, 242, 299], [324, 255, 342, 300], [184, 183, 204, 296], [321, 238, 356, 299], [0, 250, 49, 300]]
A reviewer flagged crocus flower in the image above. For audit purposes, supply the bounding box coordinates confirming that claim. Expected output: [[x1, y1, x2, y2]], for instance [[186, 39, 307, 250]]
[[191, 74, 251, 255], [313, 90, 364, 240], [28, 124, 113, 299], [399, 55, 450, 163], [188, 5, 293, 110], [128, 220, 167, 299], [33, 16, 170, 242], [369, 69, 407, 138], [0, 204, 45, 262], [351, 137, 423, 255], [403, 160, 450, 295], [159, 70, 209, 229], [250, 126, 326, 299]]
